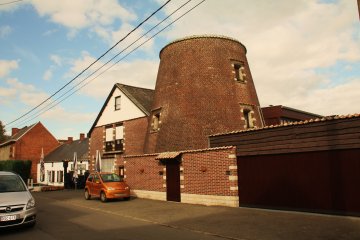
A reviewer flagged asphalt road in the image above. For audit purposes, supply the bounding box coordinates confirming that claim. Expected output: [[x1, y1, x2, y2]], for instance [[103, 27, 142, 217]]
[[0, 190, 223, 240], [1, 190, 360, 240]]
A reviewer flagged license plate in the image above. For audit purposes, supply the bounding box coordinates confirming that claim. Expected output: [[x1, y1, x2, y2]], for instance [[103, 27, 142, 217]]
[[1, 215, 17, 221]]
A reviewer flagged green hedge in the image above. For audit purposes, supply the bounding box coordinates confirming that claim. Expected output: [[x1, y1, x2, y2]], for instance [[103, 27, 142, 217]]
[[0, 160, 32, 181]]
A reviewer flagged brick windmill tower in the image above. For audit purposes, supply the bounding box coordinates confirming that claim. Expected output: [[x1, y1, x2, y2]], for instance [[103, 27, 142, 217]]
[[144, 35, 264, 153]]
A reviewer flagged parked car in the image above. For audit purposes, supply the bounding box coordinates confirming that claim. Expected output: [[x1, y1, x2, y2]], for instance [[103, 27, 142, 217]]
[[0, 171, 36, 228], [84, 172, 130, 202]]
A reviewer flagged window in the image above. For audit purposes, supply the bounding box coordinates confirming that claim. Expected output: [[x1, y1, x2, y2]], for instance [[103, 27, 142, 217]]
[[105, 126, 113, 152], [101, 158, 114, 172], [105, 124, 124, 152], [115, 125, 124, 151], [57, 171, 63, 183], [87, 174, 94, 182], [48, 170, 55, 183], [243, 109, 254, 128], [151, 113, 161, 132], [94, 174, 100, 183], [234, 63, 246, 82], [119, 166, 125, 178], [114, 96, 121, 110]]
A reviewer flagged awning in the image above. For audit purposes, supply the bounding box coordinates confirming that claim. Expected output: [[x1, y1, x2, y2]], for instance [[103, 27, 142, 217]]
[[155, 151, 181, 160]]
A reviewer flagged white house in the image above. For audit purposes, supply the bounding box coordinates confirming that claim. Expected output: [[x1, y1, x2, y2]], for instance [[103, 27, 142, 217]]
[[37, 134, 89, 186]]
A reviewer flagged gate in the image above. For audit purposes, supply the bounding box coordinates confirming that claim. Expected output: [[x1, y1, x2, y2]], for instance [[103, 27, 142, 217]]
[[166, 158, 181, 202]]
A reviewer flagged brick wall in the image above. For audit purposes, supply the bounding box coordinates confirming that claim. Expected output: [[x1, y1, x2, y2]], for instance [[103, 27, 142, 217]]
[[181, 147, 238, 196], [14, 122, 59, 181], [124, 154, 165, 192], [124, 117, 148, 155], [145, 36, 263, 153], [88, 126, 104, 171], [124, 146, 239, 207]]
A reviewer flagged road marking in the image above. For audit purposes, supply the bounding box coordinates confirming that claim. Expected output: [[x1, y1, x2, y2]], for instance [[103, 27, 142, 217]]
[[36, 195, 245, 240]]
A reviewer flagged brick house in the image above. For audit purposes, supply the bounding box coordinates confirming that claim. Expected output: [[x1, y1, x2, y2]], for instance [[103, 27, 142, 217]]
[[88, 83, 154, 173], [0, 122, 60, 181], [262, 105, 323, 126]]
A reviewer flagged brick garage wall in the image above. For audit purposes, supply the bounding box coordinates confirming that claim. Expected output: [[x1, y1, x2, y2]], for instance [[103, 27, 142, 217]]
[[88, 126, 104, 172], [145, 36, 263, 153], [124, 154, 166, 201], [181, 147, 239, 207], [124, 117, 148, 155], [124, 147, 239, 207], [14, 122, 59, 181]]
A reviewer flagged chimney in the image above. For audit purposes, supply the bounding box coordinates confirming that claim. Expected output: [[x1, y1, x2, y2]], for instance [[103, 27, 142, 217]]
[[67, 137, 73, 144], [12, 128, 19, 136], [79, 133, 85, 141]]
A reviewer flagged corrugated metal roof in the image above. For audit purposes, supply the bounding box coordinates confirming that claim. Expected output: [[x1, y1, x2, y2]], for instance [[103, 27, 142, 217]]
[[124, 146, 236, 159], [155, 151, 181, 160], [210, 114, 360, 137]]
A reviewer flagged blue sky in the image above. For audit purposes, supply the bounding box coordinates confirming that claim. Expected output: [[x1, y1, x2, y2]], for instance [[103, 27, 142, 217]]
[[0, 0, 359, 139]]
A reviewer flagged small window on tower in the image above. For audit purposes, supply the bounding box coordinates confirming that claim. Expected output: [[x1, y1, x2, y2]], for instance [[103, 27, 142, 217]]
[[115, 96, 121, 111], [151, 112, 161, 132], [243, 109, 254, 129], [234, 63, 246, 82]]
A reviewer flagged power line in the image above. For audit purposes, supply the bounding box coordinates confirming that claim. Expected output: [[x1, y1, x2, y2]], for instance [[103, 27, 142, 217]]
[[4, 0, 172, 127], [11, 0, 195, 127], [12, 0, 207, 128], [0, 0, 23, 6]]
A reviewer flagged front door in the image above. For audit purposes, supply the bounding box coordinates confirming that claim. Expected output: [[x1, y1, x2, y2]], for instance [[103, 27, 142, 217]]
[[166, 159, 181, 202]]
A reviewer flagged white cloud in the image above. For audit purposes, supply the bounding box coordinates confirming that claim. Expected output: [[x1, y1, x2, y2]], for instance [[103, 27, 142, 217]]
[[67, 52, 158, 99], [31, 0, 137, 40], [0, 86, 16, 104], [110, 22, 155, 53], [158, 0, 360, 115], [0, 77, 96, 137], [50, 54, 62, 66], [0, 59, 19, 78], [43, 69, 53, 81], [0, 25, 12, 38]]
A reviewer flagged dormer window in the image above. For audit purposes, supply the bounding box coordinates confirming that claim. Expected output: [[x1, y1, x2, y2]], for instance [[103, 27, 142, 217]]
[[115, 96, 121, 111]]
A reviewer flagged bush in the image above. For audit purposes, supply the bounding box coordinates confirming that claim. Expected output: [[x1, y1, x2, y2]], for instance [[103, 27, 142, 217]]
[[0, 160, 32, 181]]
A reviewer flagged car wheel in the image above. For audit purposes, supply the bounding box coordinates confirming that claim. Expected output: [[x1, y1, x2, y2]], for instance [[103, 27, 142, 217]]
[[84, 189, 91, 200], [100, 191, 107, 202], [124, 197, 130, 201]]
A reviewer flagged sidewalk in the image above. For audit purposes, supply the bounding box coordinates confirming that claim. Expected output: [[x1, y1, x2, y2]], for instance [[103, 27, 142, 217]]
[[35, 190, 360, 240]]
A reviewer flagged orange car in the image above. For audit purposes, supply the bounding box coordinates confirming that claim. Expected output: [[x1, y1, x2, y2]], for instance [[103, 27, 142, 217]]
[[84, 172, 130, 202]]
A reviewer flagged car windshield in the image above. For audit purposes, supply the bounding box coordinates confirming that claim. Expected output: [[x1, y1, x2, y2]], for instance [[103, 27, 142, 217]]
[[100, 173, 123, 182], [0, 175, 27, 193]]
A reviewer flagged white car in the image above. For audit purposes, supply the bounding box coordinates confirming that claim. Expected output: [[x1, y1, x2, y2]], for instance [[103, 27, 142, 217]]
[[0, 171, 36, 228]]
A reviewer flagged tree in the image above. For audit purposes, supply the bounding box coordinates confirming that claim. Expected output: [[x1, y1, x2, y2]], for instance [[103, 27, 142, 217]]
[[0, 121, 10, 143]]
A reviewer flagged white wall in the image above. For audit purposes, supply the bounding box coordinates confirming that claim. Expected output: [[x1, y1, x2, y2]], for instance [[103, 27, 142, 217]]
[[96, 88, 146, 127], [37, 161, 89, 186]]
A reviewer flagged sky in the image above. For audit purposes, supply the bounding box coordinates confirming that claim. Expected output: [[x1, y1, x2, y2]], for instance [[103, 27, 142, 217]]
[[0, 0, 359, 139]]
